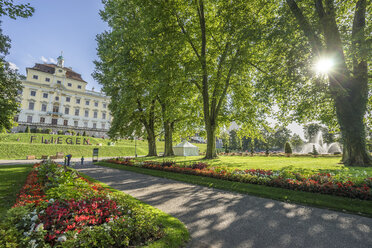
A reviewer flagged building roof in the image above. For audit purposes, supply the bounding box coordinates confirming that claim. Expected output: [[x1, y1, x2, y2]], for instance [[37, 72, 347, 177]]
[[174, 140, 198, 148], [28, 63, 87, 83]]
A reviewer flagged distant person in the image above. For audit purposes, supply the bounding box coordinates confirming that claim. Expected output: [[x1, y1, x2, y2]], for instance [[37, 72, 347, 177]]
[[66, 154, 72, 166], [81, 156, 84, 166]]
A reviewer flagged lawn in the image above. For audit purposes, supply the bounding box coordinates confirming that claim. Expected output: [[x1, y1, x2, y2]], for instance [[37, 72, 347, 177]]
[[0, 164, 32, 216], [136, 155, 349, 170], [0, 133, 206, 159]]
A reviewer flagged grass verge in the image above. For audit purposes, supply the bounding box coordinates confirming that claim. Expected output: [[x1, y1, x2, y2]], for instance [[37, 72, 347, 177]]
[[96, 162, 372, 218], [0, 164, 33, 217], [78, 172, 190, 248]]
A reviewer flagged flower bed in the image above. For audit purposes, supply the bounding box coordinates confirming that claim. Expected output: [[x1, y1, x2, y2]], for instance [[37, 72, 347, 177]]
[[107, 158, 372, 200], [0, 161, 182, 247]]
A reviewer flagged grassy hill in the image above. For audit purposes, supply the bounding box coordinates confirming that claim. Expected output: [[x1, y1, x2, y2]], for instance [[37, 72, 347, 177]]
[[0, 133, 206, 160]]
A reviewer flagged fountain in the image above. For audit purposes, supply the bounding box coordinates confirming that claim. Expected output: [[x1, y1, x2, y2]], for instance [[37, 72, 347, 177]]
[[301, 131, 342, 154]]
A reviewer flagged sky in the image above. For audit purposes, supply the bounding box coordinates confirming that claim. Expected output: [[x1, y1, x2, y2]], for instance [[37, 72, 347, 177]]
[[2, 0, 108, 91], [1, 0, 305, 139]]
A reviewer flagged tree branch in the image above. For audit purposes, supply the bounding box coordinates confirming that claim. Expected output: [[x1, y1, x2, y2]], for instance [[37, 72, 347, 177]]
[[286, 0, 323, 55], [351, 0, 367, 74]]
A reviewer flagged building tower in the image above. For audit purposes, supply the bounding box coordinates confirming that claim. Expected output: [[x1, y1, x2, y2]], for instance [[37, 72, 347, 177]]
[[57, 52, 64, 67]]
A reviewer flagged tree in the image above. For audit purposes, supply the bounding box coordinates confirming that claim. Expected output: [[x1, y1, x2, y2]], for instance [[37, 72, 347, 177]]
[[284, 142, 292, 155], [228, 130, 240, 151], [172, 0, 269, 158], [273, 127, 292, 151], [290, 134, 304, 152], [0, 2, 33, 131], [303, 123, 322, 143], [280, 1, 371, 166]]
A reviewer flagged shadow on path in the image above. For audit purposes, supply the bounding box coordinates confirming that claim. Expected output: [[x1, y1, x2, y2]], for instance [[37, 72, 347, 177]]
[[76, 164, 372, 248]]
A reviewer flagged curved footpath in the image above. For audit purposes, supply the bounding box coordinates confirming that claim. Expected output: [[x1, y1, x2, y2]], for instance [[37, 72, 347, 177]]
[[75, 163, 372, 248]]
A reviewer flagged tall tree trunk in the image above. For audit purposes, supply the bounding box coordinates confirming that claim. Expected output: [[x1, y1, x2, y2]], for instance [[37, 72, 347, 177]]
[[333, 78, 371, 166], [205, 120, 217, 159], [163, 121, 174, 156], [146, 128, 157, 156]]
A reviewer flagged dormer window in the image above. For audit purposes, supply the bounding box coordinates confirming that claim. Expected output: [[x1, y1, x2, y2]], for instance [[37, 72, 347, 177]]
[[45, 78, 50, 82], [78, 85, 82, 89], [58, 69, 63, 73], [33, 75, 38, 79], [68, 83, 72, 87], [57, 80, 61, 84]]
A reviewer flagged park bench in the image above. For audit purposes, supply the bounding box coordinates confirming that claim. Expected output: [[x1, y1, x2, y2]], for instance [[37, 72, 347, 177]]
[[56, 152, 64, 159], [26, 155, 36, 160]]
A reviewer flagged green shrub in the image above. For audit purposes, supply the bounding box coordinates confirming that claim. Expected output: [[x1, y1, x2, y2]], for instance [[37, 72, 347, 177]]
[[71, 130, 76, 136], [313, 145, 319, 155], [25, 126, 30, 133], [284, 142, 292, 154], [44, 128, 52, 134], [57, 130, 64, 135]]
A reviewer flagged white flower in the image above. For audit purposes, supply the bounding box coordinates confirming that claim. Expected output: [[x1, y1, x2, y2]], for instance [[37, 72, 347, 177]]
[[35, 223, 44, 231], [23, 231, 30, 237], [30, 223, 36, 231], [29, 239, 37, 248], [31, 215, 38, 222], [49, 198, 55, 204], [57, 235, 67, 242]]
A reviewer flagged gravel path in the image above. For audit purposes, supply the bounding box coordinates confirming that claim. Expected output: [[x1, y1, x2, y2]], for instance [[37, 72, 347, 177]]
[[75, 163, 372, 248]]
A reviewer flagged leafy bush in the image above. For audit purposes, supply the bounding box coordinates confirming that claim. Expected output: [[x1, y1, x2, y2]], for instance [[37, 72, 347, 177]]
[[0, 161, 166, 247], [25, 126, 30, 133], [57, 130, 64, 135], [284, 142, 292, 154], [313, 145, 319, 155], [45, 128, 52, 134]]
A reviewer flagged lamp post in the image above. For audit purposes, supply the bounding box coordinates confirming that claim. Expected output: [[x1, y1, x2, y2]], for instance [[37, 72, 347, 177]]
[[134, 136, 137, 158]]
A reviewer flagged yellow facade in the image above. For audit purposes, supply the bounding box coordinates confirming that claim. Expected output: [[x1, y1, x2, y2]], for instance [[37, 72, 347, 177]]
[[14, 56, 111, 136]]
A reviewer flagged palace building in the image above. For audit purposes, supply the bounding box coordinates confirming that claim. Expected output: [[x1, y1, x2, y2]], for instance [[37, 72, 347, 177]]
[[13, 55, 111, 137]]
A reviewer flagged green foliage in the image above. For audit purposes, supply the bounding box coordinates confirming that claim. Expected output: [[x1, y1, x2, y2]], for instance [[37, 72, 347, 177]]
[[25, 126, 30, 133], [312, 145, 319, 156], [284, 142, 292, 154], [82, 131, 86, 136], [44, 128, 51, 134], [0, 2, 33, 132], [228, 130, 241, 151]]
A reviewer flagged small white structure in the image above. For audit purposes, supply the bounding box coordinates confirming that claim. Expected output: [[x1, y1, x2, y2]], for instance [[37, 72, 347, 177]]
[[173, 140, 199, 156]]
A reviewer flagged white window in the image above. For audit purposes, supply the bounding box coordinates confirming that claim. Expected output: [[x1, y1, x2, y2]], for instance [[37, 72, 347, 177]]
[[40, 117, 45, 123], [45, 78, 50, 82], [78, 85, 82, 89], [64, 120, 68, 126], [66, 97, 70, 102], [57, 80, 61, 84], [33, 75, 38, 79], [85, 110, 89, 117], [84, 122, 88, 127], [65, 107, 69, 115], [30, 91, 36, 96], [75, 109, 79, 116], [76, 99, 81, 104], [93, 123, 97, 129], [103, 103, 107, 108], [93, 111, 98, 118], [27, 116, 33, 123], [74, 121, 78, 127], [43, 93, 48, 98], [101, 123, 105, 129], [68, 83, 72, 87], [94, 102, 98, 107], [102, 113, 106, 119], [28, 102, 34, 110], [41, 104, 47, 112], [85, 100, 90, 106], [55, 96, 59, 101]]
